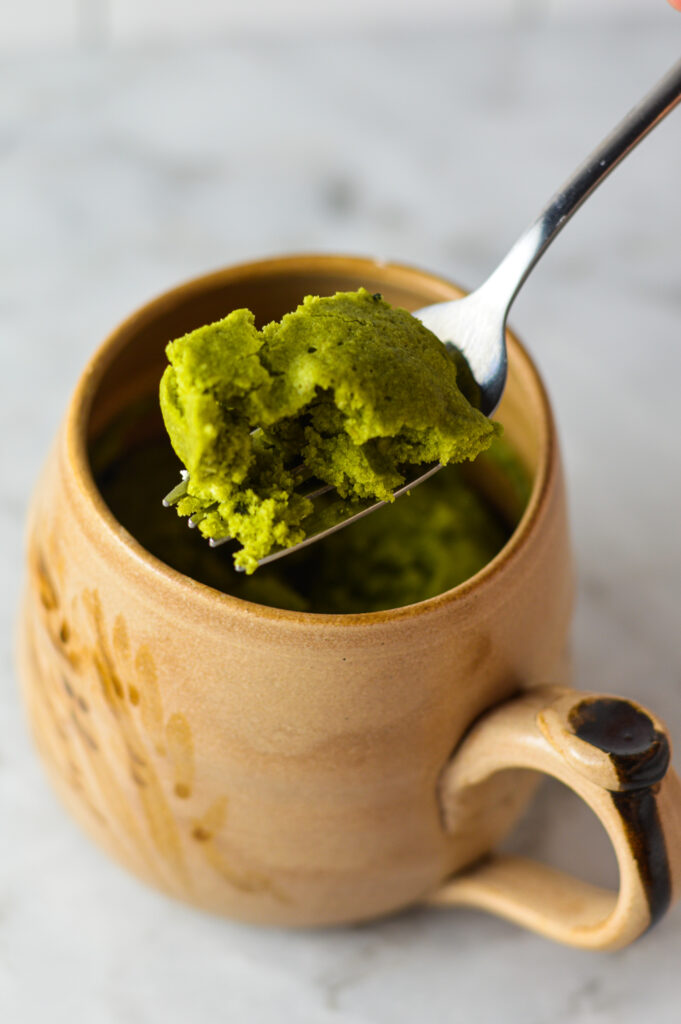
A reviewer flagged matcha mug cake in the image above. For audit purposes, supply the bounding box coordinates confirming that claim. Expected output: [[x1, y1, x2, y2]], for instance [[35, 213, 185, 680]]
[[158, 287, 499, 572], [18, 255, 681, 949]]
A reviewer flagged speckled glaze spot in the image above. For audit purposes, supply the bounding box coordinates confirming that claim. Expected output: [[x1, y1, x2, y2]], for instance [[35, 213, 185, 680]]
[[112, 614, 131, 661], [189, 796, 283, 898], [135, 644, 165, 755], [191, 797, 228, 843], [34, 552, 59, 611], [166, 713, 194, 800]]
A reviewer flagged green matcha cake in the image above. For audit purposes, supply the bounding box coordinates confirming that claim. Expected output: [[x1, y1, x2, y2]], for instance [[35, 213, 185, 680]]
[[160, 288, 499, 572]]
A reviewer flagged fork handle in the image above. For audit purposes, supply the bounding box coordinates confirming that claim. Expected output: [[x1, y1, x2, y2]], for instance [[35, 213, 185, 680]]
[[481, 55, 681, 318]]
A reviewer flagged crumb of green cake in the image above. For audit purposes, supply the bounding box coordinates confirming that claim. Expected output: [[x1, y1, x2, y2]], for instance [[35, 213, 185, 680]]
[[160, 288, 500, 572]]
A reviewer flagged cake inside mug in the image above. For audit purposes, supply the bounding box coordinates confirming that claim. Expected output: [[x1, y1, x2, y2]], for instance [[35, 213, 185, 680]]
[[91, 395, 530, 615]]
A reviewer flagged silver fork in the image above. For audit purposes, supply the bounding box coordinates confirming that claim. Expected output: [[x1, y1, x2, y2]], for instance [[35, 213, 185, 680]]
[[165, 56, 681, 569]]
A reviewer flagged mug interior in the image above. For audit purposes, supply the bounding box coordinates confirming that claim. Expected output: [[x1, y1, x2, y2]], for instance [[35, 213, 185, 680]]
[[78, 255, 552, 614]]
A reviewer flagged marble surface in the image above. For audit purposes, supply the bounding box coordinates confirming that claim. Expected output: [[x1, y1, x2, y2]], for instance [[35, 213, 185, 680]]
[[2, 22, 681, 1023], [2, 1, 672, 52]]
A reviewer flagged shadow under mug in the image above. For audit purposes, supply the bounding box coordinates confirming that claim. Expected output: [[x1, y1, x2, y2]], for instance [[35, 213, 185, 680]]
[[18, 254, 681, 949]]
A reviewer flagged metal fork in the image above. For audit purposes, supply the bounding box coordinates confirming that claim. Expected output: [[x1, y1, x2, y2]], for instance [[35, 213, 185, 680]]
[[165, 56, 681, 569]]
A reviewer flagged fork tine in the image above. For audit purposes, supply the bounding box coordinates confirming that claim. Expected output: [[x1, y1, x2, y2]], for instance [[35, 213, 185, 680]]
[[166, 461, 442, 570], [254, 462, 442, 568], [188, 503, 218, 528], [209, 535, 231, 549], [162, 470, 189, 507], [292, 464, 314, 484], [298, 481, 335, 501]]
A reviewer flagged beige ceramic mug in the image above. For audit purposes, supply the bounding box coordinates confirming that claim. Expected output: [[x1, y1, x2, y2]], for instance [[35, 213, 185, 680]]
[[18, 254, 681, 950]]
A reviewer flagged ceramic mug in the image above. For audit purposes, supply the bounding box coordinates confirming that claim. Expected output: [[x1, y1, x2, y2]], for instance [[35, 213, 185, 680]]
[[18, 254, 681, 950]]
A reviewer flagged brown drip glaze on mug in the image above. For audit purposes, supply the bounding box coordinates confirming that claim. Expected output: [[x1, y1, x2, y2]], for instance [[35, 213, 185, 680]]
[[569, 697, 672, 927]]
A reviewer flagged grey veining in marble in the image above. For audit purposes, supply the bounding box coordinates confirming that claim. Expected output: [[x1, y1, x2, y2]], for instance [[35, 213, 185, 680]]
[[2, 23, 681, 1024]]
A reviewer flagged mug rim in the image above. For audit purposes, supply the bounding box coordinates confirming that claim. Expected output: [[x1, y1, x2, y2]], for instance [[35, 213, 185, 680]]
[[64, 253, 557, 626]]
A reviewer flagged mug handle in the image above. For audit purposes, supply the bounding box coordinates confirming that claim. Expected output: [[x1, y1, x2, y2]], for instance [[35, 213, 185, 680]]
[[429, 685, 681, 950]]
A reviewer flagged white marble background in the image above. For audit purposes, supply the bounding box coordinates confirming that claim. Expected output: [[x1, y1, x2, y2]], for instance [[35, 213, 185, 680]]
[[2, 12, 681, 1024], [0, 0, 676, 49]]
